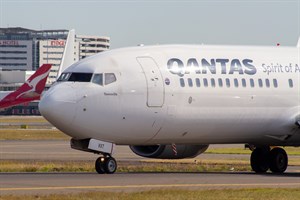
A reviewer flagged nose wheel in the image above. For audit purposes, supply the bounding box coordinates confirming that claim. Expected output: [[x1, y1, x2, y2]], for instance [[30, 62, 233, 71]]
[[95, 156, 117, 174]]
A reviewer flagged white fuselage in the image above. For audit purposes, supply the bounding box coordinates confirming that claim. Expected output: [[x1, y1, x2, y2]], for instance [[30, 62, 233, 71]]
[[39, 45, 300, 146]]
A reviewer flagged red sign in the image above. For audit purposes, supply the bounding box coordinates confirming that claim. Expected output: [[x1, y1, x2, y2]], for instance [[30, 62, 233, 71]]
[[50, 40, 65, 46], [0, 40, 19, 45]]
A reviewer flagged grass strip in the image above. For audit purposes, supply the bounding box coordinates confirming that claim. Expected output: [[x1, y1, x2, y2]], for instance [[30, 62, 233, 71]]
[[2, 158, 299, 173], [206, 147, 300, 156], [0, 116, 47, 123], [0, 129, 70, 140], [144, 158, 300, 167], [1, 188, 300, 200], [0, 160, 251, 173]]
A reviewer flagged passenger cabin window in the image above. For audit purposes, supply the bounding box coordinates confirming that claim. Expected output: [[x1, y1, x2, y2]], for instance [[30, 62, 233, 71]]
[[218, 78, 223, 87], [234, 79, 239, 88], [180, 78, 185, 87], [265, 79, 270, 88], [273, 79, 278, 88], [288, 79, 293, 88], [258, 79, 263, 88], [241, 79, 246, 87], [188, 78, 193, 87], [105, 73, 117, 85], [92, 74, 103, 86], [250, 79, 254, 87], [211, 79, 215, 87], [195, 78, 200, 87], [225, 78, 230, 88], [203, 78, 208, 87]]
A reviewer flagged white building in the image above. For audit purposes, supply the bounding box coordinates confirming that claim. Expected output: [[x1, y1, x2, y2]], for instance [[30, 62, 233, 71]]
[[0, 40, 32, 71], [39, 40, 68, 82], [76, 35, 110, 59]]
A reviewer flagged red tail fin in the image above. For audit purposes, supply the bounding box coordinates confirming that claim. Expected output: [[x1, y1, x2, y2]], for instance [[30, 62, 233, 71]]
[[0, 64, 52, 109]]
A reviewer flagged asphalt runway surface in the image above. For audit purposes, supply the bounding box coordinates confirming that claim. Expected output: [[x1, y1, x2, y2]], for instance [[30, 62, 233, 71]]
[[1, 140, 300, 195], [0, 140, 252, 161], [1, 172, 300, 195]]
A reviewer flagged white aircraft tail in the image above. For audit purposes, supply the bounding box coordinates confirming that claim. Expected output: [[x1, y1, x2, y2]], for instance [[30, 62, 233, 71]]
[[57, 29, 76, 79], [297, 36, 300, 48]]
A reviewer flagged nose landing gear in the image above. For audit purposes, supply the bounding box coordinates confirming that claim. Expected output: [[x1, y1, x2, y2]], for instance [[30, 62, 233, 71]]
[[250, 146, 288, 174], [95, 155, 117, 174], [70, 138, 118, 174]]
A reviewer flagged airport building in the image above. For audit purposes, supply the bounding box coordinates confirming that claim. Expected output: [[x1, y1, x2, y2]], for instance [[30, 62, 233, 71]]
[[76, 35, 110, 60], [0, 27, 110, 84], [38, 39, 70, 81], [0, 40, 33, 71]]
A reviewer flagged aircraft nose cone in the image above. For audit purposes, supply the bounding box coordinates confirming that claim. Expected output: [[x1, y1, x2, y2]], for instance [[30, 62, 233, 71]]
[[39, 84, 77, 130]]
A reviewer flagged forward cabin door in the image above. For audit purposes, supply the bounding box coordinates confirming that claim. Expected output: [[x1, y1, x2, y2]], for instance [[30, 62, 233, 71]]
[[137, 57, 165, 107]]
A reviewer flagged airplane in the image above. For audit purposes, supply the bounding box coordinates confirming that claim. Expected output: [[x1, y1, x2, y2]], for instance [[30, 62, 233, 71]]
[[39, 38, 300, 174], [0, 64, 51, 110]]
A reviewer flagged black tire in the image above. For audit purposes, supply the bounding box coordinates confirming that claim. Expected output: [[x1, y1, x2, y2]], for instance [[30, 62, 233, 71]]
[[104, 157, 117, 174], [95, 157, 105, 174], [269, 148, 288, 173], [250, 148, 270, 173]]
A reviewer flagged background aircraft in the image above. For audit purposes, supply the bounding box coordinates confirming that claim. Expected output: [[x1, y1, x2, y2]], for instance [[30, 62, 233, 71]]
[[0, 64, 51, 110]]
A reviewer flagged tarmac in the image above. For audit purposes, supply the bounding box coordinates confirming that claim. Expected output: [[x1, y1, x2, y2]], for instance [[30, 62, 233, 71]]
[[1, 172, 300, 195], [1, 140, 300, 195], [0, 140, 253, 161]]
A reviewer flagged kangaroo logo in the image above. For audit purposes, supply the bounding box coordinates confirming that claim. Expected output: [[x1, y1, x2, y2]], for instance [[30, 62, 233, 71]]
[[0, 64, 52, 109], [16, 67, 51, 99]]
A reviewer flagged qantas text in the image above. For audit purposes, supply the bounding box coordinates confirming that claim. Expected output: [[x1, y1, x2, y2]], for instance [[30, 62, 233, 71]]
[[167, 58, 256, 76]]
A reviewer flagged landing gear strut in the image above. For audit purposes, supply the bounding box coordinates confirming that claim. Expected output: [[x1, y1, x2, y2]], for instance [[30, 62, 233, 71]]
[[95, 155, 117, 174], [250, 146, 288, 173]]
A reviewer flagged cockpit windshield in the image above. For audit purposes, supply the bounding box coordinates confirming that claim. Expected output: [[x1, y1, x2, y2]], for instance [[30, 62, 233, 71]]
[[57, 73, 93, 82], [57, 73, 71, 82], [57, 72, 116, 85]]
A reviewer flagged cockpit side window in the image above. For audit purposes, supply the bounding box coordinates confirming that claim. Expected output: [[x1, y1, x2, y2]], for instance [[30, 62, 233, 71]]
[[105, 73, 116, 85], [92, 74, 103, 86]]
